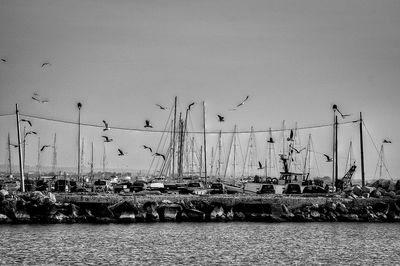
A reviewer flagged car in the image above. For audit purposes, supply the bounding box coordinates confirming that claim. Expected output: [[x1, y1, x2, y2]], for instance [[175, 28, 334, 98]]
[[302, 185, 327, 194], [257, 184, 275, 194], [210, 183, 227, 194], [93, 179, 112, 193], [283, 183, 302, 194], [131, 180, 148, 192]]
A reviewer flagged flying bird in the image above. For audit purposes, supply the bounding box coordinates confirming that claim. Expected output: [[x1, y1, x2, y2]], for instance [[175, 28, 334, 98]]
[[25, 131, 37, 137], [31, 93, 49, 104], [236, 95, 249, 108], [102, 136, 113, 142], [383, 139, 392, 143], [32, 96, 41, 102], [258, 161, 264, 170], [188, 102, 195, 110], [118, 149, 127, 156], [292, 147, 305, 153], [10, 143, 19, 148], [156, 104, 167, 110], [287, 129, 294, 141], [102, 120, 110, 131], [323, 154, 333, 162], [144, 120, 153, 128], [40, 145, 51, 151], [154, 153, 165, 160], [142, 145, 153, 153], [41, 62, 51, 68], [21, 119, 32, 127], [217, 115, 224, 122], [267, 137, 275, 144], [1, 58, 6, 63]]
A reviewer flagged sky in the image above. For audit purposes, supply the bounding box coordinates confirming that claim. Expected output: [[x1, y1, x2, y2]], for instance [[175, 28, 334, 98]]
[[0, 0, 399, 180]]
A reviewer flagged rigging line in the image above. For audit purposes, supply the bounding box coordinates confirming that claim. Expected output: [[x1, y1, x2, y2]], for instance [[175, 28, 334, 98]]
[[0, 113, 14, 117], [362, 121, 392, 178], [19, 112, 359, 134]]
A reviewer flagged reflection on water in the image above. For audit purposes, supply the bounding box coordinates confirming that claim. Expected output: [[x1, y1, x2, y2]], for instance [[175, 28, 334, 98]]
[[0, 223, 399, 265]]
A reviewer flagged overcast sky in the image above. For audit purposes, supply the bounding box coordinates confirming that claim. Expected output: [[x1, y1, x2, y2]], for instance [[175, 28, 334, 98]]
[[0, 0, 399, 180]]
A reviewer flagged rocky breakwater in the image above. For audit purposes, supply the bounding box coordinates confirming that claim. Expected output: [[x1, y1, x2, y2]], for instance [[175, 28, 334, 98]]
[[1, 189, 400, 224]]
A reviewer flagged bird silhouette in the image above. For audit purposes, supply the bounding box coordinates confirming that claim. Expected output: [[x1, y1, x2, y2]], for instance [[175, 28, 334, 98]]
[[258, 161, 264, 170], [31, 93, 49, 104], [287, 129, 294, 141], [41, 62, 51, 68], [383, 139, 392, 144], [217, 115, 224, 122], [25, 131, 37, 137], [32, 96, 41, 102], [21, 119, 32, 127], [154, 153, 165, 160], [323, 154, 333, 162], [236, 95, 249, 108], [144, 120, 153, 128], [40, 145, 51, 151], [1, 58, 6, 63], [102, 136, 113, 142], [188, 102, 195, 110], [10, 143, 19, 148], [102, 120, 110, 131], [118, 149, 127, 156], [142, 145, 153, 153], [292, 147, 305, 153], [267, 137, 275, 143], [156, 104, 167, 110]]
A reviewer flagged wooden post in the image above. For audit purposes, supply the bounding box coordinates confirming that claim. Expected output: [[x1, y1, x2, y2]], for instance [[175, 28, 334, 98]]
[[16, 104, 25, 192], [359, 112, 365, 187], [203, 101, 207, 187]]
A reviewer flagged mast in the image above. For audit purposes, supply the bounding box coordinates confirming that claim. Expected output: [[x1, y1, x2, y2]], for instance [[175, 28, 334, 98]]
[[7, 132, 12, 176], [224, 125, 236, 180], [52, 133, 57, 174], [22, 126, 26, 171], [102, 142, 106, 177], [90, 142, 94, 181], [37, 137, 41, 179], [303, 134, 311, 177], [81, 137, 85, 181], [172, 96, 177, 179], [217, 130, 222, 177], [335, 115, 338, 184], [16, 104, 25, 191], [202, 101, 207, 186], [233, 125, 237, 184], [359, 112, 365, 186]]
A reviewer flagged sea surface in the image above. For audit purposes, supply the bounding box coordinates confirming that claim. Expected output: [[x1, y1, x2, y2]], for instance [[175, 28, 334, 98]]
[[0, 222, 399, 266]]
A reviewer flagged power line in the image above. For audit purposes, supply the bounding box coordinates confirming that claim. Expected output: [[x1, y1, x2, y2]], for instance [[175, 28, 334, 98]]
[[19, 112, 359, 135], [0, 113, 13, 117]]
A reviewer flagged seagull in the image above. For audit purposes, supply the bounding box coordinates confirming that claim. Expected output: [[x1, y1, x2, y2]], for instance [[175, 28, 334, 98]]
[[323, 154, 333, 162], [31, 93, 49, 104], [258, 161, 264, 170], [21, 119, 32, 127], [102, 120, 110, 131], [102, 136, 113, 142], [142, 145, 152, 153], [1, 58, 6, 63], [118, 149, 127, 156], [236, 95, 249, 108], [25, 131, 37, 137], [188, 102, 195, 110], [32, 96, 41, 102], [41, 62, 51, 68], [292, 147, 305, 153], [156, 104, 167, 110], [154, 153, 165, 160], [383, 139, 392, 144], [40, 99, 49, 104], [144, 120, 153, 128], [287, 129, 294, 141], [267, 137, 275, 144], [10, 143, 19, 148], [217, 115, 224, 122], [40, 145, 51, 151]]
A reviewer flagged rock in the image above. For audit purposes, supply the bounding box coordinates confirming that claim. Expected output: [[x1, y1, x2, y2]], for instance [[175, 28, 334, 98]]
[[52, 212, 69, 223], [0, 189, 9, 199], [340, 214, 359, 222], [0, 213, 12, 223], [373, 202, 389, 214], [119, 212, 136, 223], [362, 193, 370, 198], [0, 199, 17, 219], [47, 192, 57, 204], [386, 191, 396, 198], [14, 211, 31, 223], [234, 211, 246, 221], [375, 212, 388, 221], [352, 185, 364, 197], [30, 191, 46, 204], [361, 186, 375, 194], [326, 202, 337, 211], [370, 190, 382, 198], [396, 180, 400, 191], [226, 208, 234, 221], [310, 211, 320, 219], [210, 206, 225, 222], [109, 201, 138, 218], [327, 211, 338, 222], [157, 204, 182, 222], [336, 202, 348, 214], [186, 209, 205, 222]]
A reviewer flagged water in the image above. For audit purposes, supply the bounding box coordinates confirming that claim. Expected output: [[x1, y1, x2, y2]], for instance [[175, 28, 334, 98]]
[[0, 223, 399, 265]]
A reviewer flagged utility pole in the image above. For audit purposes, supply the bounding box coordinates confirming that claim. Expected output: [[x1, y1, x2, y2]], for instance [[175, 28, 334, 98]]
[[7, 132, 12, 176], [359, 112, 365, 187], [16, 104, 25, 192], [77, 102, 82, 181]]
